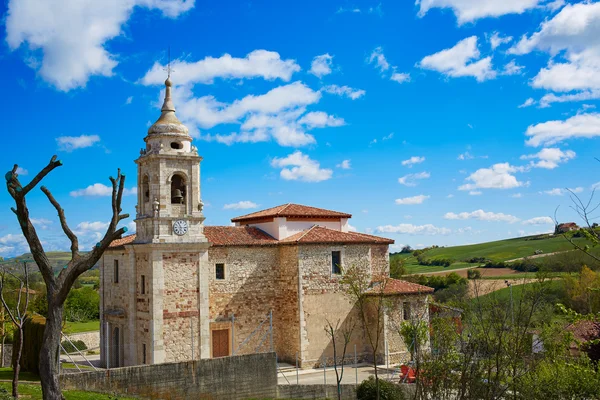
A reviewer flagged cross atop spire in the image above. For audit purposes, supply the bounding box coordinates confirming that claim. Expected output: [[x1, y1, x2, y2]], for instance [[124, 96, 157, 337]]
[[163, 46, 174, 78]]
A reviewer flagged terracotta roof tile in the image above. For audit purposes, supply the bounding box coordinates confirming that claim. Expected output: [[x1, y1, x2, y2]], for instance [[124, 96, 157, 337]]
[[204, 226, 277, 246], [566, 320, 600, 343], [281, 226, 394, 245], [108, 234, 137, 248], [367, 278, 434, 296], [231, 203, 351, 222]]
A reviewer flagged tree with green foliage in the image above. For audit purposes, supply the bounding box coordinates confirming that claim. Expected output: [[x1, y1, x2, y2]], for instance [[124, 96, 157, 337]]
[[324, 318, 356, 400], [390, 257, 406, 279], [65, 287, 99, 322], [5, 157, 128, 400]]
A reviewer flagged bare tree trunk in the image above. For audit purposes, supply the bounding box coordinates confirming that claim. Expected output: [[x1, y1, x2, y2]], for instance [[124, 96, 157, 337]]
[[39, 299, 64, 400], [12, 324, 24, 399]]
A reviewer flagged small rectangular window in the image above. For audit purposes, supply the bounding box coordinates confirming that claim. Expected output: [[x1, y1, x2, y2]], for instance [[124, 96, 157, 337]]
[[403, 302, 411, 320], [142, 343, 147, 364], [113, 260, 119, 284], [332, 251, 342, 274], [141, 275, 146, 294], [215, 263, 225, 280]]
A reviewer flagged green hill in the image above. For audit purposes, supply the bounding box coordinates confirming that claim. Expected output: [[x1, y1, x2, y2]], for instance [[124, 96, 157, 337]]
[[393, 234, 592, 274], [1, 251, 93, 272]]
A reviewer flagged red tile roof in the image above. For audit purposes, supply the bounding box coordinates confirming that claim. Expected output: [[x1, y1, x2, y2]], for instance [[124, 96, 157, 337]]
[[108, 226, 392, 248], [366, 278, 434, 296], [281, 226, 394, 245], [566, 320, 600, 343], [108, 234, 136, 248], [204, 226, 277, 246], [231, 203, 352, 222]]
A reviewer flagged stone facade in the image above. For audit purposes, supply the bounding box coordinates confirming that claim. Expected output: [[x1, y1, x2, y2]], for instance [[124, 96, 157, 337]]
[[99, 78, 433, 370]]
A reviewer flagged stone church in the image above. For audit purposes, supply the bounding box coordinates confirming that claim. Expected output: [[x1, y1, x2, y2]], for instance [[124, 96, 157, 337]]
[[99, 76, 433, 369]]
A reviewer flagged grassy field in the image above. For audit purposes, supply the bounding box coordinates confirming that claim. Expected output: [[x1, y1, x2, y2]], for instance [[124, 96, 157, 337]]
[[63, 320, 99, 334], [393, 234, 591, 274], [0, 382, 140, 399], [473, 279, 565, 304]]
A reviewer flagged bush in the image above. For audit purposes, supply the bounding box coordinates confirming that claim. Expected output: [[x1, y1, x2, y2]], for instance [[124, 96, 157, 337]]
[[466, 257, 488, 264], [434, 283, 469, 303], [357, 376, 406, 400], [65, 287, 100, 322], [61, 339, 87, 354], [467, 269, 481, 279], [15, 315, 45, 374]]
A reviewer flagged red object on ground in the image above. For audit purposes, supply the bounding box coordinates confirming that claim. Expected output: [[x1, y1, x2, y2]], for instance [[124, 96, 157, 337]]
[[400, 365, 416, 383]]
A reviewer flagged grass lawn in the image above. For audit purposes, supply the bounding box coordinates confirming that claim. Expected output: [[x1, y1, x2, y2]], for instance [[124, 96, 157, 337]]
[[480, 271, 574, 280], [63, 320, 99, 334], [394, 234, 593, 274], [0, 368, 39, 382], [473, 279, 565, 304], [0, 382, 141, 399]]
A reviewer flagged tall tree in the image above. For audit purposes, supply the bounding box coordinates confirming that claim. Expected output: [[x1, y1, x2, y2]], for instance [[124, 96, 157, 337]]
[[0, 262, 31, 398], [5, 156, 128, 400], [324, 318, 355, 400]]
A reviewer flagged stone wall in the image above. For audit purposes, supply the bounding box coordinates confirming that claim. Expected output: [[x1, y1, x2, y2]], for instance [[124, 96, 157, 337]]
[[162, 252, 200, 363], [208, 246, 281, 357], [59, 352, 277, 400], [278, 384, 357, 399], [66, 331, 100, 350], [385, 294, 430, 364], [274, 245, 300, 363]]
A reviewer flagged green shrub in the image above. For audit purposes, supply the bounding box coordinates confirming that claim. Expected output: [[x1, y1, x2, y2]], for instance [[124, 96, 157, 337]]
[[357, 376, 406, 400], [65, 287, 100, 322], [467, 269, 481, 279], [14, 315, 45, 374], [61, 339, 87, 354]]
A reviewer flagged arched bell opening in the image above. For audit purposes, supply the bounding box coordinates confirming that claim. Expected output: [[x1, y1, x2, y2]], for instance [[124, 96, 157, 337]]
[[170, 174, 186, 205]]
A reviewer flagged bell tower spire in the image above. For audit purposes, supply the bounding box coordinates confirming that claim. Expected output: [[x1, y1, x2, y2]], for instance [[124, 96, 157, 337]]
[[134, 68, 206, 244]]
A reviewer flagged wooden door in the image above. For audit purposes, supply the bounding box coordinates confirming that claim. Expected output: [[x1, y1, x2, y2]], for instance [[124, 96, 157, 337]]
[[212, 329, 229, 358]]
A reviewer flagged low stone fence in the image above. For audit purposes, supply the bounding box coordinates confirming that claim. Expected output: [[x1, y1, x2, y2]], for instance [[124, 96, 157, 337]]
[[278, 384, 357, 399], [64, 330, 100, 349], [59, 352, 277, 400]]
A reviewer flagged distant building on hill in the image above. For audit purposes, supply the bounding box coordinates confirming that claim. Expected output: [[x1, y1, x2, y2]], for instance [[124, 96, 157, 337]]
[[556, 222, 579, 233]]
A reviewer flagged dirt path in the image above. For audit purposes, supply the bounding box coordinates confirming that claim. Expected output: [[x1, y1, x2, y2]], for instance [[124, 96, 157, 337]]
[[504, 250, 567, 263], [469, 278, 547, 297]]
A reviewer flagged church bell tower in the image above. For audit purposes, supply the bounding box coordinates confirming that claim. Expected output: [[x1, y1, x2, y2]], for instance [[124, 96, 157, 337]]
[[134, 76, 207, 244]]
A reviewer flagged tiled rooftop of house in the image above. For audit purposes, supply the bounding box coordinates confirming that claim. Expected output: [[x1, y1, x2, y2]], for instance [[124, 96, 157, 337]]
[[367, 278, 435, 295], [231, 203, 352, 222], [108, 225, 393, 248]]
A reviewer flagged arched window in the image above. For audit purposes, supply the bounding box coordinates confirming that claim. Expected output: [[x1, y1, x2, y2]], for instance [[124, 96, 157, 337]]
[[142, 175, 149, 203], [171, 174, 186, 204]]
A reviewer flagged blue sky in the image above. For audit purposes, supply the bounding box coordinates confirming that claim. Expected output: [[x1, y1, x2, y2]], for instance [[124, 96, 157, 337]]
[[1, 0, 600, 256]]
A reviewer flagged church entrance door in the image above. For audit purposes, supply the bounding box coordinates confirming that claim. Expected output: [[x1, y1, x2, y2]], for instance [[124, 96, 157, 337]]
[[212, 329, 229, 358]]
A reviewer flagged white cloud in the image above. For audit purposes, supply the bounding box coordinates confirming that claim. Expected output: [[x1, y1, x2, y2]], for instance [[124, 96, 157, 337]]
[[509, 3, 600, 93], [347, 223, 358, 232], [457, 152, 474, 160], [125, 96, 133, 105], [322, 85, 366, 100], [6, 0, 193, 91], [447, 194, 455, 198], [297, 111, 345, 128], [512, 193, 523, 198], [368, 47, 390, 73], [15, 167, 28, 176], [376, 223, 451, 235], [395, 195, 430, 205], [522, 216, 554, 225], [172, 81, 347, 147], [309, 54, 334, 78], [56, 134, 100, 151], [469, 191, 482, 196], [520, 147, 575, 169], [459, 163, 525, 191], [70, 183, 137, 197], [519, 98, 535, 108], [419, 36, 496, 82], [542, 187, 583, 196], [390, 72, 410, 83], [398, 172, 431, 187], [444, 209, 520, 223], [142, 50, 300, 86], [401, 156, 425, 167], [525, 113, 600, 147], [383, 133, 394, 141], [539, 90, 600, 108], [336, 7, 361, 13], [271, 151, 332, 182], [416, 0, 541, 24], [502, 60, 524, 75], [489, 32, 513, 50], [75, 221, 109, 232], [336, 160, 351, 169], [223, 201, 259, 210]]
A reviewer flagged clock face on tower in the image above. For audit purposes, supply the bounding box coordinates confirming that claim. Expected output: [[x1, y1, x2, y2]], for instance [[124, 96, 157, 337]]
[[173, 220, 189, 236]]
